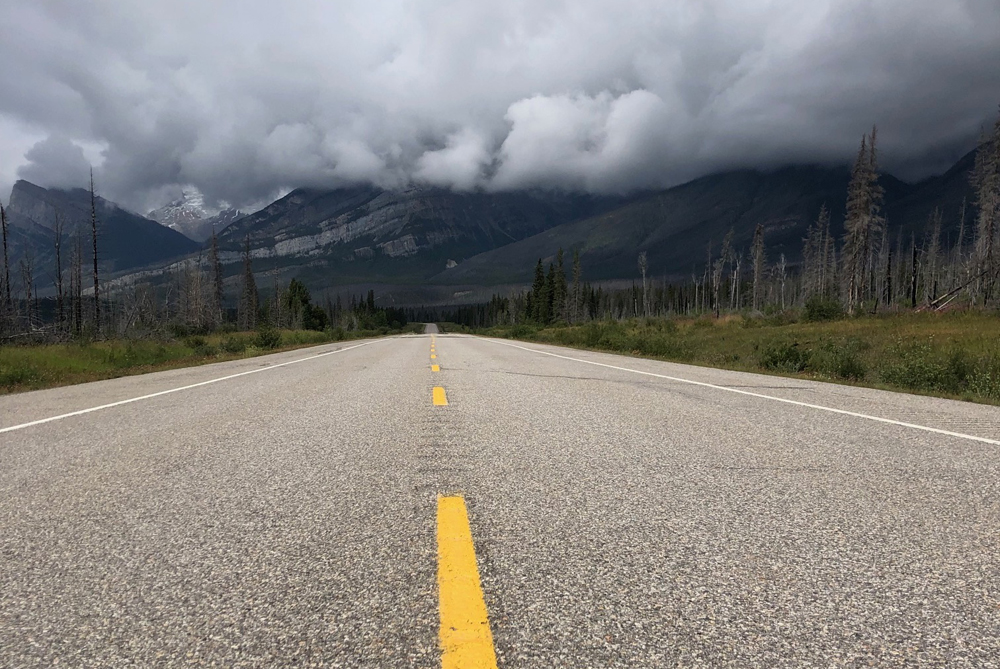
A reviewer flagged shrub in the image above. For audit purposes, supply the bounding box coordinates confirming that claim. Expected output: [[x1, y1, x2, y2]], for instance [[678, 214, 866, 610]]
[[254, 328, 282, 350], [803, 296, 845, 322], [184, 336, 208, 349], [759, 342, 811, 373], [0, 364, 40, 387], [877, 341, 963, 394], [221, 336, 248, 354], [968, 356, 1000, 400]]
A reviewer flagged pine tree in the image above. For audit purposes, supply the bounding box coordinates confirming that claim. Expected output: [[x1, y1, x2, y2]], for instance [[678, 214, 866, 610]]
[[570, 250, 582, 322], [543, 262, 556, 324], [553, 248, 567, 320], [238, 236, 258, 330], [529, 258, 545, 322]]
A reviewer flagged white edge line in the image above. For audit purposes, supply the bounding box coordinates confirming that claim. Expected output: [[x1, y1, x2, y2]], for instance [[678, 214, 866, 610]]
[[476, 336, 1000, 446], [0, 339, 383, 434]]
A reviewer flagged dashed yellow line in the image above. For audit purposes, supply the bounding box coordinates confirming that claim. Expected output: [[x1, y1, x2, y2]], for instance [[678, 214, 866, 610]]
[[433, 386, 448, 406], [437, 496, 497, 669], [431, 354, 437, 359], [432, 364, 440, 372]]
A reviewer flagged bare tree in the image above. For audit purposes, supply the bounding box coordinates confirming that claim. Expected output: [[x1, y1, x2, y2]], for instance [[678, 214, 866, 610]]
[[54, 212, 65, 332], [638, 251, 648, 317], [1, 203, 10, 317], [972, 108, 1000, 305], [89, 169, 101, 333], [923, 208, 942, 304], [751, 223, 765, 311], [843, 127, 885, 313], [209, 228, 224, 324], [72, 226, 83, 337], [20, 251, 35, 331]]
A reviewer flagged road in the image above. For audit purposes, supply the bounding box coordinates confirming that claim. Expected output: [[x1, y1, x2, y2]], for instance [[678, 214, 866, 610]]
[[2, 328, 999, 667]]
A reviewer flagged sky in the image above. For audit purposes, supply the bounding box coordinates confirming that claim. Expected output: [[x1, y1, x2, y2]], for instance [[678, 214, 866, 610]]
[[0, 0, 998, 214]]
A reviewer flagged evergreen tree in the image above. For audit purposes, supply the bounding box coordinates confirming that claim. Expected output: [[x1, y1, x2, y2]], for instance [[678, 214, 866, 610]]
[[238, 236, 258, 330], [553, 248, 567, 320], [570, 249, 582, 322], [529, 258, 545, 322]]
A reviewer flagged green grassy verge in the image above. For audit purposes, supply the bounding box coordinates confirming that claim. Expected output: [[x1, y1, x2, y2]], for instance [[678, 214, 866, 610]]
[[0, 323, 424, 394], [476, 312, 1000, 405]]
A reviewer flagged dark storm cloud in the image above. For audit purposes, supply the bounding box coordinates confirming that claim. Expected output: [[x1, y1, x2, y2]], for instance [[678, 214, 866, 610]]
[[0, 0, 997, 212]]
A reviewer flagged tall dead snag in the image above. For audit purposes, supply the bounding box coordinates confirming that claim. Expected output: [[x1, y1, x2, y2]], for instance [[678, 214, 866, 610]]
[[209, 228, 224, 324], [972, 107, 1000, 305], [20, 251, 34, 330], [843, 126, 885, 313], [237, 236, 257, 330], [89, 169, 100, 333], [751, 223, 765, 311], [72, 227, 83, 336], [637, 251, 648, 317], [1, 203, 10, 318], [923, 208, 942, 304], [54, 212, 65, 332]]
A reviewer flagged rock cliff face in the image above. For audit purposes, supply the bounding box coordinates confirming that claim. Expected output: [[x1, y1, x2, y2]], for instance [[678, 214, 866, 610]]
[[215, 186, 627, 283], [4, 180, 200, 273]]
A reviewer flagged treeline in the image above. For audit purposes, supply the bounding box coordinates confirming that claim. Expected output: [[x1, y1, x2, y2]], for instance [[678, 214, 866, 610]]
[[0, 210, 408, 341], [445, 110, 1000, 328]]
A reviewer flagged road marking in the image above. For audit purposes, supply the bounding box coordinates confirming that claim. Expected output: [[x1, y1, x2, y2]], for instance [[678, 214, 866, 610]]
[[432, 365, 441, 372], [437, 496, 498, 669], [478, 337, 1000, 446], [431, 354, 437, 359], [0, 340, 383, 434], [433, 386, 449, 406]]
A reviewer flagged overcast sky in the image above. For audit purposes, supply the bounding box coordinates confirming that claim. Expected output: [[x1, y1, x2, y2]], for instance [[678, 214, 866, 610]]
[[1, 0, 997, 213]]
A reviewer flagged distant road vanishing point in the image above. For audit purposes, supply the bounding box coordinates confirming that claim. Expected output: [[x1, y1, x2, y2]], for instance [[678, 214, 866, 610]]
[[2, 326, 999, 667]]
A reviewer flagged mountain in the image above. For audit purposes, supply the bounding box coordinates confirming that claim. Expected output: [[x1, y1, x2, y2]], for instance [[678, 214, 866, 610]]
[[434, 153, 976, 284], [88, 147, 980, 304], [147, 189, 243, 242], [3, 180, 201, 274], [214, 186, 629, 288]]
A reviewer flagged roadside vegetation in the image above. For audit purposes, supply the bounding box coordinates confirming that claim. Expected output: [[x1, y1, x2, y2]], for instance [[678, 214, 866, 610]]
[[437, 113, 1000, 404], [475, 311, 1000, 405], [0, 322, 422, 394]]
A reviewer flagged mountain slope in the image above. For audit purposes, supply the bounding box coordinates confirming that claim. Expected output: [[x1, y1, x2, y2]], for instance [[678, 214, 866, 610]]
[[215, 186, 629, 286], [5, 180, 201, 273], [434, 157, 973, 284]]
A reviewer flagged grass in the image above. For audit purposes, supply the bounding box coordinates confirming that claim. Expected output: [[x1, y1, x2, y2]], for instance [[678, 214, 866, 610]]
[[0, 323, 424, 394], [477, 311, 1000, 405]]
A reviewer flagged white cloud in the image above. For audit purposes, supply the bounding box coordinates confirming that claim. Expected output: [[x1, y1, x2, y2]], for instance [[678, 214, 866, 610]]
[[0, 0, 996, 210]]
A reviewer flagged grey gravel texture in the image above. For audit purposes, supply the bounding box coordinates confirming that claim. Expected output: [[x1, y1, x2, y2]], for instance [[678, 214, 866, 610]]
[[2, 331, 1000, 667]]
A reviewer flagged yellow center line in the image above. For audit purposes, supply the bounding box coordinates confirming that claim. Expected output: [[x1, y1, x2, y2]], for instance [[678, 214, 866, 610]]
[[437, 496, 498, 669], [431, 354, 437, 359], [432, 364, 440, 372], [432, 386, 448, 405]]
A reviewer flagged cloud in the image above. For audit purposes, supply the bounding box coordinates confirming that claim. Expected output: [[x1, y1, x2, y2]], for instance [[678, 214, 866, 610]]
[[16, 135, 93, 190], [414, 129, 492, 190], [0, 0, 997, 211]]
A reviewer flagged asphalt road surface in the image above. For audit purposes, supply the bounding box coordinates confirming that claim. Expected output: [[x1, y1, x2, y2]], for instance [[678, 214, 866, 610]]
[[2, 328, 999, 667]]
